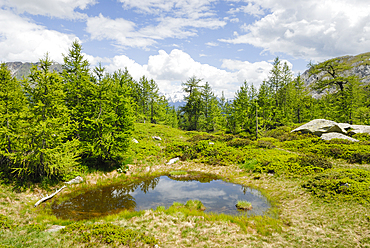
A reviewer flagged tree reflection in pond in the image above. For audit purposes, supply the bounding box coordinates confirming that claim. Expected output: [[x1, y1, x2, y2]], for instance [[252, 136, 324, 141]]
[[52, 173, 271, 220]]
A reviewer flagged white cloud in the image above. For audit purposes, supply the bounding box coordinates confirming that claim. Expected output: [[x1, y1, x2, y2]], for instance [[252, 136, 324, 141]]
[[0, 0, 96, 19], [205, 42, 218, 46], [0, 9, 77, 63], [103, 49, 277, 99], [86, 14, 155, 48], [222, 0, 370, 61], [221, 59, 273, 86], [228, 2, 265, 17], [117, 0, 218, 18], [86, 14, 226, 49], [105, 55, 149, 80]]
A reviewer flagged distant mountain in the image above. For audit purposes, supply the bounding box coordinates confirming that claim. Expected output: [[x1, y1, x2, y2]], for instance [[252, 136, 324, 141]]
[[301, 52, 370, 98], [5, 61, 62, 80], [163, 91, 186, 108]]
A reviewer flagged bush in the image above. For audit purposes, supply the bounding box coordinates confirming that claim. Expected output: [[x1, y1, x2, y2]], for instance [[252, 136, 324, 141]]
[[298, 155, 333, 170], [240, 159, 258, 171], [61, 223, 158, 247], [302, 168, 370, 203], [348, 153, 370, 164], [282, 137, 370, 164], [227, 138, 251, 147], [257, 137, 277, 149], [353, 133, 370, 142], [165, 141, 189, 159]]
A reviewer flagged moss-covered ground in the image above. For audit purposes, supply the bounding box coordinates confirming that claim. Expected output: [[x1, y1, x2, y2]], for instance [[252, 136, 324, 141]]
[[1, 123, 370, 247]]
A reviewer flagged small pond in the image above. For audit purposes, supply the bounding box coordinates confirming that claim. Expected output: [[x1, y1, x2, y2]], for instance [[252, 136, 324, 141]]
[[52, 172, 272, 220]]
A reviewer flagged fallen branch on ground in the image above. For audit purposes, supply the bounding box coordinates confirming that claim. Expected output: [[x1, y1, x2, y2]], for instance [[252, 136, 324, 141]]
[[34, 185, 66, 207]]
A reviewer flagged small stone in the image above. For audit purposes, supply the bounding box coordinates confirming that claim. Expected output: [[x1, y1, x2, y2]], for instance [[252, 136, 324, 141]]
[[132, 138, 139, 143], [341, 183, 350, 188], [152, 136, 162, 141], [46, 225, 65, 232], [166, 157, 180, 165]]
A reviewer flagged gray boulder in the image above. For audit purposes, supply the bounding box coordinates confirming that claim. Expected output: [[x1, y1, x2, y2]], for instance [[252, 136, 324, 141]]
[[347, 125, 370, 135], [291, 119, 347, 136], [320, 133, 359, 142]]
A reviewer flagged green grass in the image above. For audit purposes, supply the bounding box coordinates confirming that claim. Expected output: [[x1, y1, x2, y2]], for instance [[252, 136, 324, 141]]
[[169, 170, 188, 176], [235, 200, 252, 210], [1, 122, 370, 247]]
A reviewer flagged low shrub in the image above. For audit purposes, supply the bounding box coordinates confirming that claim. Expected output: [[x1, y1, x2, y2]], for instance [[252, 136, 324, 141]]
[[348, 153, 370, 164], [165, 141, 189, 159], [302, 168, 370, 203], [227, 138, 251, 147], [240, 159, 258, 171], [298, 155, 333, 170], [282, 137, 370, 164], [61, 223, 158, 247], [353, 133, 370, 142], [257, 137, 278, 149]]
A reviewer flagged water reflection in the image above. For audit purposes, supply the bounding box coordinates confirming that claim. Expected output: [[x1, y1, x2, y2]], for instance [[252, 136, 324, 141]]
[[52, 173, 271, 220]]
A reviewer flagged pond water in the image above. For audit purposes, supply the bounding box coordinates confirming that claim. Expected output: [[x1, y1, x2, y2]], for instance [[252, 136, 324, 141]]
[[52, 172, 271, 220]]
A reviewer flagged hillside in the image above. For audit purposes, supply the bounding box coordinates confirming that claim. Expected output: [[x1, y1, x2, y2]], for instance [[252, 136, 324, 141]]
[[5, 61, 62, 80], [301, 52, 370, 98]]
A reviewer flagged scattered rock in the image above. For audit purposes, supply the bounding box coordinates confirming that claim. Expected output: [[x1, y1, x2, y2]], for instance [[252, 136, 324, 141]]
[[132, 138, 139, 143], [341, 183, 350, 188], [320, 133, 359, 142], [347, 125, 370, 135], [209, 142, 214, 145], [64, 176, 83, 185], [166, 157, 180, 165], [291, 119, 347, 135], [152, 136, 162, 141], [46, 225, 65, 232]]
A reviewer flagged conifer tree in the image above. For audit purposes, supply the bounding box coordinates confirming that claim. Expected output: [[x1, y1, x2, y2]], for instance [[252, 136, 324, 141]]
[[308, 58, 359, 123], [21, 55, 78, 180], [180, 76, 203, 130], [62, 40, 97, 144], [0, 63, 28, 174]]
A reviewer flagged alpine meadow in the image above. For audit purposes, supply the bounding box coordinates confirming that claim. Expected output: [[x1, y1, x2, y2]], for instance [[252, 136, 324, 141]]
[[1, 41, 370, 248]]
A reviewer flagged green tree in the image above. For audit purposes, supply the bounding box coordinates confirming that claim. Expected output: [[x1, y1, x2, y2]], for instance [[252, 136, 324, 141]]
[[0, 63, 28, 175], [87, 70, 134, 164], [308, 58, 360, 123], [199, 82, 222, 132], [287, 74, 312, 123], [180, 76, 203, 130], [62, 40, 97, 143], [266, 57, 293, 125], [20, 55, 79, 181]]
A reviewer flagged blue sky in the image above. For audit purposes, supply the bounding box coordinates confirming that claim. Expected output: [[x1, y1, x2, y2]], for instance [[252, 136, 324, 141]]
[[1, 0, 370, 99]]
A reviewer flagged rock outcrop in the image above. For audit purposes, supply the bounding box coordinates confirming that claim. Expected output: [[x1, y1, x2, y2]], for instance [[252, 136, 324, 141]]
[[347, 125, 370, 135], [292, 119, 369, 142], [320, 133, 359, 142], [291, 119, 347, 136]]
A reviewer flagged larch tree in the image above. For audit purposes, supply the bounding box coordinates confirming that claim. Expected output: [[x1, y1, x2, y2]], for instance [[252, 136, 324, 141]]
[[21, 55, 79, 181], [0, 63, 28, 175]]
